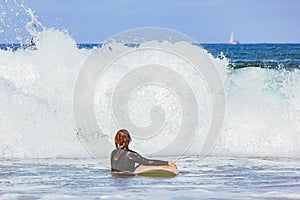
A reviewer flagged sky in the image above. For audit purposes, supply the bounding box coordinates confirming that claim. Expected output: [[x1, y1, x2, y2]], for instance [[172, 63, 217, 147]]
[[2, 0, 300, 43]]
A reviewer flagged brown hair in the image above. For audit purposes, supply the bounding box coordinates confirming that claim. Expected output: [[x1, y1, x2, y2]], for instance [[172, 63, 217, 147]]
[[114, 129, 131, 149], [114, 129, 131, 160]]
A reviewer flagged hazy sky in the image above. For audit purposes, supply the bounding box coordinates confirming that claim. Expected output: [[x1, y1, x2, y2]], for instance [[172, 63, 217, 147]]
[[6, 0, 300, 43]]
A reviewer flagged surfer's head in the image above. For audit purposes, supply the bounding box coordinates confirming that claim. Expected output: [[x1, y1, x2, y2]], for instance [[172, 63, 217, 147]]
[[114, 129, 132, 149]]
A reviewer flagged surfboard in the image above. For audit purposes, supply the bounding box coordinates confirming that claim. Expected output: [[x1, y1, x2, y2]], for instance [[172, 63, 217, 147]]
[[134, 164, 179, 178]]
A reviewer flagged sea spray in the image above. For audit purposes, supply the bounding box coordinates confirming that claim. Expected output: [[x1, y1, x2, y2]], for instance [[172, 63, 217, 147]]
[[212, 68, 300, 158], [0, 27, 91, 158], [1, 41, 300, 159]]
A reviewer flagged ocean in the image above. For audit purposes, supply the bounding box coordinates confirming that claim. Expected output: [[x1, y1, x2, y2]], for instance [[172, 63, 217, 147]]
[[1, 156, 300, 200], [1, 40, 300, 199], [1, 2, 300, 199]]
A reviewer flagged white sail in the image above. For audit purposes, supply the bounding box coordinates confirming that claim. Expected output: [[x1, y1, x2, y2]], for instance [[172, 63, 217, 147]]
[[229, 31, 239, 44], [229, 31, 234, 43]]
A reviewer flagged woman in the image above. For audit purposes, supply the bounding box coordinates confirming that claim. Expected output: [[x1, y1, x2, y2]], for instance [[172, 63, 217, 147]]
[[111, 129, 175, 173]]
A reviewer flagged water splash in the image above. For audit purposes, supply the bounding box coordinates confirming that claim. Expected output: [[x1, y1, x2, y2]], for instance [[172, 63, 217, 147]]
[[0, 0, 43, 45]]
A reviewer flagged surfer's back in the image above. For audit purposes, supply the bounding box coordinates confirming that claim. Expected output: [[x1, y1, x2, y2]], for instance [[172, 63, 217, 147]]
[[111, 148, 136, 173]]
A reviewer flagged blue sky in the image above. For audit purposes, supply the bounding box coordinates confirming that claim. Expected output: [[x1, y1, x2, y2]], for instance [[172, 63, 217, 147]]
[[5, 0, 300, 43]]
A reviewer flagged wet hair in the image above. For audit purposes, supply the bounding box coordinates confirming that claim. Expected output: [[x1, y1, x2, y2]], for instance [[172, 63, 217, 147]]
[[114, 129, 132, 160], [114, 129, 131, 149]]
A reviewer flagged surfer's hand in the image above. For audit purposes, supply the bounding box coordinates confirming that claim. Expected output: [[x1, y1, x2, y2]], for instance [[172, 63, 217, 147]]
[[168, 162, 177, 168]]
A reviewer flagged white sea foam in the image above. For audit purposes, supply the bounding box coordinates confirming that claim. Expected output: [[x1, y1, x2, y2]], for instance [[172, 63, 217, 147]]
[[0, 28, 91, 158], [212, 68, 300, 158]]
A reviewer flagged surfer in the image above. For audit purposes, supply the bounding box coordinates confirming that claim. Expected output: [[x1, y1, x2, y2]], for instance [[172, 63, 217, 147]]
[[24, 37, 37, 50], [29, 37, 35, 46], [111, 129, 176, 173]]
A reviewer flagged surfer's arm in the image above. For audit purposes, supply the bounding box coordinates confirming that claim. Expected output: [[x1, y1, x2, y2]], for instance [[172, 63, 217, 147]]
[[127, 151, 168, 166]]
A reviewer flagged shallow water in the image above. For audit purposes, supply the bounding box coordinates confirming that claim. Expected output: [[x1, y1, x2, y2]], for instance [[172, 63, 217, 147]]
[[1, 156, 300, 200]]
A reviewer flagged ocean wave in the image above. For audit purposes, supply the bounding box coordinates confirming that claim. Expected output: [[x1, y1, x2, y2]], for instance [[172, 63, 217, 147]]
[[229, 61, 300, 69]]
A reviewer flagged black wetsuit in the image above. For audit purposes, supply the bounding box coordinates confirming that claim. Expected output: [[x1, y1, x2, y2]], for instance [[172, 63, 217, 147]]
[[111, 148, 168, 173]]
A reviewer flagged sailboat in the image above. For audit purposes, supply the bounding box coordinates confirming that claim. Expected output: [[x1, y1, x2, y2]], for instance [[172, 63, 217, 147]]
[[229, 31, 239, 44]]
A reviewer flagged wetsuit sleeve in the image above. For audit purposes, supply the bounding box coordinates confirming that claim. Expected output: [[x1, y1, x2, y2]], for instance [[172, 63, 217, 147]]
[[126, 151, 168, 166]]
